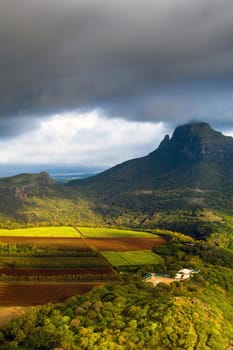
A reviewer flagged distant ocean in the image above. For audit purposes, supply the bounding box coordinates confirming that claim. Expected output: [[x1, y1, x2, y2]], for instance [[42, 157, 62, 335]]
[[0, 165, 104, 183], [50, 172, 97, 183]]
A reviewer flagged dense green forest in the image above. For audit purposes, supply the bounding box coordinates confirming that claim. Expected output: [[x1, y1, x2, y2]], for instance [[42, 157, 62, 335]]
[[1, 231, 232, 350]]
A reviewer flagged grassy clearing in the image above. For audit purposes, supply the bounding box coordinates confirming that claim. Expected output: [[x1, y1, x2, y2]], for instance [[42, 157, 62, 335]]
[[101, 250, 163, 267], [0, 227, 80, 238], [78, 227, 155, 238]]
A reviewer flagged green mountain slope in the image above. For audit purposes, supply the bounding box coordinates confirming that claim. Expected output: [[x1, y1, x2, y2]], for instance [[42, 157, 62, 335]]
[[0, 172, 102, 227], [69, 122, 233, 191], [1, 122, 233, 245], [67, 122, 233, 242]]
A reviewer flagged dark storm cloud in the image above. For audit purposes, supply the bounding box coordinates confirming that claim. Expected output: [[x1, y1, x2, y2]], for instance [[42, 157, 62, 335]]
[[1, 0, 233, 135], [0, 116, 40, 138]]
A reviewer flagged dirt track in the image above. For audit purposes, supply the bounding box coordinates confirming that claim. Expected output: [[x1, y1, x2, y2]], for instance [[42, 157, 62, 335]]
[[145, 275, 175, 286]]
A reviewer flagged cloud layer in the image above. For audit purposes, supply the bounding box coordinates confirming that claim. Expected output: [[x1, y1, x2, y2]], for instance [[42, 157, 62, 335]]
[[0, 111, 170, 166], [1, 0, 233, 138]]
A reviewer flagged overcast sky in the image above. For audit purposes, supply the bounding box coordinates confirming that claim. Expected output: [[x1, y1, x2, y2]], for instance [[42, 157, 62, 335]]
[[1, 0, 233, 170]]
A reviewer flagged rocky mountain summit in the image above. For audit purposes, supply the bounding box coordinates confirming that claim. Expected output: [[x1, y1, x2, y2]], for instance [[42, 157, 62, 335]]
[[155, 122, 233, 163]]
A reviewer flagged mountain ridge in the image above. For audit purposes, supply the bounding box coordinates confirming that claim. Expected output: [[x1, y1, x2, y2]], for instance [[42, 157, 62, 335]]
[[68, 121, 233, 191]]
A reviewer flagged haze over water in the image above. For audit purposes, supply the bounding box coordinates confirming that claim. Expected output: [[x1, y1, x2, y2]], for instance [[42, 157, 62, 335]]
[[0, 165, 103, 182]]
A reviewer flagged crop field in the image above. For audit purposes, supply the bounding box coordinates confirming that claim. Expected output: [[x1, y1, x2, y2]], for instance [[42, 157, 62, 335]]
[[0, 237, 89, 248], [0, 283, 105, 306], [0, 226, 166, 307], [78, 227, 155, 238], [84, 237, 166, 251], [0, 226, 79, 237], [0, 234, 118, 306], [101, 250, 163, 267], [0, 256, 107, 269], [0, 245, 99, 257], [0, 267, 117, 284], [0, 236, 165, 250]]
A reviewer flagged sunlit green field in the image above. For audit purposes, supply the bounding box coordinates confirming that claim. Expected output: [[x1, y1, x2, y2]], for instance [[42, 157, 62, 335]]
[[0, 226, 156, 238], [101, 250, 163, 266], [78, 227, 155, 238], [0, 227, 80, 237]]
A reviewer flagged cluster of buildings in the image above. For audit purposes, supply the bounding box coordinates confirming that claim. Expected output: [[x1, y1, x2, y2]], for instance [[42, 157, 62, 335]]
[[143, 268, 200, 286], [175, 268, 200, 280]]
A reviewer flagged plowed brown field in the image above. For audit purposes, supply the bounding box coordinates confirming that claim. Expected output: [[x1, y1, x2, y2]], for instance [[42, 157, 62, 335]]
[[0, 282, 104, 306], [0, 234, 165, 308], [0, 236, 165, 250], [85, 237, 166, 250]]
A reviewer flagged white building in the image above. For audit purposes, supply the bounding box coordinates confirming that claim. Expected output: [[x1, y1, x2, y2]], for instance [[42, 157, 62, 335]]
[[175, 268, 194, 280]]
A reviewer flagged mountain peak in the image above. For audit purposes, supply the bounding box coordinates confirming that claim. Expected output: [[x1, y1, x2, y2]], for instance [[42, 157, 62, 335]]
[[171, 121, 222, 144], [157, 121, 233, 163], [158, 134, 170, 149]]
